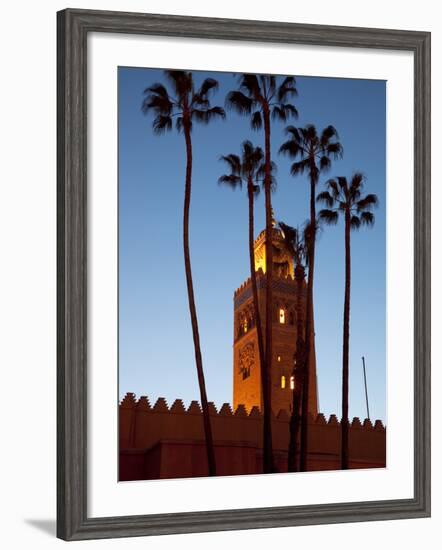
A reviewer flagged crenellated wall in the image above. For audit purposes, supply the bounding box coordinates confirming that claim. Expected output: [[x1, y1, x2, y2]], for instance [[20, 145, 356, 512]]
[[119, 393, 386, 481]]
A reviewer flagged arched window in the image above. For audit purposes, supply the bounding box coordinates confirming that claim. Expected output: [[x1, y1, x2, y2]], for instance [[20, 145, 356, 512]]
[[281, 375, 286, 389], [243, 317, 248, 333], [279, 308, 285, 324], [290, 375, 295, 390]]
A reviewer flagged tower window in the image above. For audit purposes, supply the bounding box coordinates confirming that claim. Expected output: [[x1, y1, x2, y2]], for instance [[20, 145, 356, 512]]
[[279, 308, 285, 324], [277, 355, 281, 362], [281, 375, 286, 389], [243, 318, 248, 333], [290, 375, 295, 390]]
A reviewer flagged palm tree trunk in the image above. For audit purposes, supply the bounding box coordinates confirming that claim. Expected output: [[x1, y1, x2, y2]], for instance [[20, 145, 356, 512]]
[[247, 180, 266, 407], [341, 211, 351, 469], [300, 175, 317, 472], [262, 107, 274, 474], [287, 264, 305, 472], [183, 122, 216, 476]]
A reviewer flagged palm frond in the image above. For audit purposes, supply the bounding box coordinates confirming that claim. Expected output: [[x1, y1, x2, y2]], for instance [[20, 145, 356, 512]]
[[284, 125, 302, 142], [271, 103, 298, 122], [218, 174, 242, 189], [197, 77, 219, 97], [279, 139, 303, 158], [360, 211, 375, 226], [152, 115, 172, 134], [357, 193, 379, 211], [318, 209, 339, 225], [251, 111, 263, 130], [290, 158, 310, 177], [279, 220, 309, 265], [326, 178, 341, 200], [240, 74, 261, 99], [192, 106, 226, 124], [316, 191, 335, 207], [350, 172, 364, 190], [350, 215, 361, 230], [259, 75, 275, 101], [336, 176, 349, 192], [141, 92, 173, 116], [277, 76, 298, 101], [320, 125, 339, 146], [241, 140, 255, 159], [350, 189, 362, 203], [319, 155, 331, 172], [246, 152, 265, 177], [219, 153, 241, 175], [225, 91, 253, 114], [143, 83, 170, 100], [191, 94, 209, 107], [303, 124, 318, 142], [278, 221, 297, 240], [327, 141, 344, 159], [164, 70, 192, 99]]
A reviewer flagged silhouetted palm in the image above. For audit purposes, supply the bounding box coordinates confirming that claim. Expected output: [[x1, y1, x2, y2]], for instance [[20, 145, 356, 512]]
[[227, 75, 298, 473], [279, 124, 343, 471], [219, 141, 266, 392], [317, 173, 378, 469], [142, 70, 225, 476], [279, 222, 309, 472]]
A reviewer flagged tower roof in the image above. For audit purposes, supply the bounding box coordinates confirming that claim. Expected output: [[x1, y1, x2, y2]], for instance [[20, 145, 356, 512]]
[[253, 213, 294, 278]]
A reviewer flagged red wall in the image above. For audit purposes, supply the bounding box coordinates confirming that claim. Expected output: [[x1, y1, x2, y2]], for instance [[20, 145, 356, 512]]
[[119, 393, 386, 481]]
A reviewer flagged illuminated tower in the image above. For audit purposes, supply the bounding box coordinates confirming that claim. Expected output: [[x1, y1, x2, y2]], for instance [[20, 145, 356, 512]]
[[233, 221, 318, 415]]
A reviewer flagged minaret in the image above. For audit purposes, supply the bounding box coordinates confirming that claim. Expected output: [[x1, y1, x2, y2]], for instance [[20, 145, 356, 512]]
[[233, 222, 318, 415]]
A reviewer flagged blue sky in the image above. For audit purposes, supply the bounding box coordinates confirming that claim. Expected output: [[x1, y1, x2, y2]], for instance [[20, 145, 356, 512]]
[[118, 67, 386, 423]]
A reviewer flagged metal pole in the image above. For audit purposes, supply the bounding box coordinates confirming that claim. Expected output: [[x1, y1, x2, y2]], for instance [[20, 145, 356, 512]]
[[362, 356, 370, 420]]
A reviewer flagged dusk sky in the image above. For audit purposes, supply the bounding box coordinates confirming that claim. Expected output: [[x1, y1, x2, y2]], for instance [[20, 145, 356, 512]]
[[118, 67, 386, 423]]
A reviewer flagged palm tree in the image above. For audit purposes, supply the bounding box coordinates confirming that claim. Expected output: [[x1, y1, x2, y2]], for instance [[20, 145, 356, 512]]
[[317, 173, 378, 469], [219, 141, 266, 397], [279, 222, 309, 472], [279, 124, 343, 471], [142, 70, 225, 476], [226, 75, 298, 473]]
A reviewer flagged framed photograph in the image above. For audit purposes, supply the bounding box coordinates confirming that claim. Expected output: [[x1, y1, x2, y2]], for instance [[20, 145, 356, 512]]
[[57, 8, 431, 541]]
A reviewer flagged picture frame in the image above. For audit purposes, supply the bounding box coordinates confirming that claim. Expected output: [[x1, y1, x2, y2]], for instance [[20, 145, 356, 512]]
[[57, 8, 431, 541]]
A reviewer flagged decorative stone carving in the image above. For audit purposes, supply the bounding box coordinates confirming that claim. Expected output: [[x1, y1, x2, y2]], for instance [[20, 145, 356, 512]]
[[239, 342, 254, 380]]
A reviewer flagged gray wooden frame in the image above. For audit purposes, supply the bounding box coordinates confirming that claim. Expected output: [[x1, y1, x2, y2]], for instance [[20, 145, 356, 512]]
[[57, 8, 431, 541]]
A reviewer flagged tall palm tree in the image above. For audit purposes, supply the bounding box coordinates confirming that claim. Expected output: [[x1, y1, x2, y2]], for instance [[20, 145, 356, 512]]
[[218, 141, 266, 396], [142, 70, 225, 476], [317, 173, 378, 469], [227, 75, 298, 473], [279, 124, 343, 471], [279, 222, 309, 472]]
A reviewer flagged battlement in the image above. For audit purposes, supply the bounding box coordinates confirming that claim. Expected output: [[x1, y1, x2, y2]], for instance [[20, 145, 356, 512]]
[[234, 268, 264, 297], [234, 268, 301, 297], [119, 393, 385, 430]]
